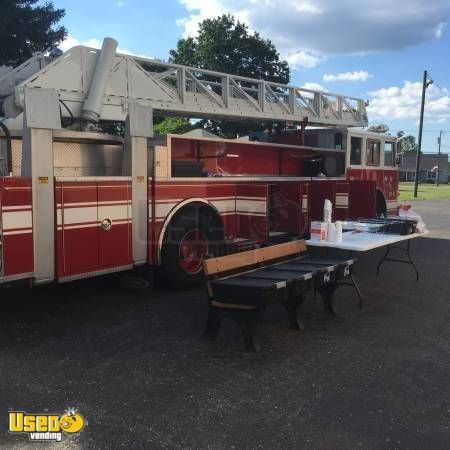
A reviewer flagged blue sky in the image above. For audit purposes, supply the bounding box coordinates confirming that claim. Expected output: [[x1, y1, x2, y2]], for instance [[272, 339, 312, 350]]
[[54, 0, 450, 153]]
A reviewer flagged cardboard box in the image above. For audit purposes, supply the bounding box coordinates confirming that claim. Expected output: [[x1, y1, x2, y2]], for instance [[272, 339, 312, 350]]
[[310, 221, 328, 241]]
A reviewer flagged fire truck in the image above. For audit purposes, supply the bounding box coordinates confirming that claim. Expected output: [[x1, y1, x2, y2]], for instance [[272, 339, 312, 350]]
[[0, 38, 398, 288]]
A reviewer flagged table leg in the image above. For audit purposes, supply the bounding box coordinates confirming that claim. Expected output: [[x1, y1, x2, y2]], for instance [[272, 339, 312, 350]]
[[376, 239, 419, 281]]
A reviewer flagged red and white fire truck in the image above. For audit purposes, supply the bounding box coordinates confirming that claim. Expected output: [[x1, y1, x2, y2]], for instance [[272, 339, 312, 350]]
[[0, 38, 399, 288]]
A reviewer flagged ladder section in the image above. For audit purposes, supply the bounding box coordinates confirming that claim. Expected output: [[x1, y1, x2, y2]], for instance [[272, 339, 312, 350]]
[[8, 44, 368, 127], [146, 59, 368, 127]]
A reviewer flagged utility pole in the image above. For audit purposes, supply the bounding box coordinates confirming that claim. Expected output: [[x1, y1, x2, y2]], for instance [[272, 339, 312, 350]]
[[414, 70, 433, 198], [437, 131, 442, 187]]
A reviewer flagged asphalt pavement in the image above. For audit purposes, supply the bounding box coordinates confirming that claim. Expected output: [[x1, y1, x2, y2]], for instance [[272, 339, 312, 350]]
[[0, 200, 449, 449]]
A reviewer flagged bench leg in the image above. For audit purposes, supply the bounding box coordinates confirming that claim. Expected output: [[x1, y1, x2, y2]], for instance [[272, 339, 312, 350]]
[[204, 303, 263, 352], [317, 282, 338, 315], [281, 295, 306, 330], [239, 308, 262, 352]]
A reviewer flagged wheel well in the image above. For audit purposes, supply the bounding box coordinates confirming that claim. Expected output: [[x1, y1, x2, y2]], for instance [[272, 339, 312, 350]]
[[157, 200, 225, 264]]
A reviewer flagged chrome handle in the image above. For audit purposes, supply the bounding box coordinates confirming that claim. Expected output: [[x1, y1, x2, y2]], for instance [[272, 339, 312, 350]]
[[101, 218, 112, 231]]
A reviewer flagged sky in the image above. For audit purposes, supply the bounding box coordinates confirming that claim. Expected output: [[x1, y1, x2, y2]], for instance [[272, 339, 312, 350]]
[[53, 0, 450, 153]]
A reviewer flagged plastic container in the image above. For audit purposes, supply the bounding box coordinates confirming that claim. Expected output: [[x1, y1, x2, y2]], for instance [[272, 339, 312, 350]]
[[311, 221, 328, 241], [335, 221, 343, 243], [327, 222, 336, 242], [323, 199, 332, 223]]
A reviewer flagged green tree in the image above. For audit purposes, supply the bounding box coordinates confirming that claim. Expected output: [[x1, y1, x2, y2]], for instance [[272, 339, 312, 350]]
[[397, 131, 419, 153], [0, 1, 67, 67], [154, 117, 194, 135], [170, 15, 290, 137]]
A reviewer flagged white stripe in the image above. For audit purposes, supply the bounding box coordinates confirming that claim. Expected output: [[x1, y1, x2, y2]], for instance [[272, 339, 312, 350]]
[[57, 205, 131, 226], [60, 206, 97, 225], [58, 223, 97, 231], [3, 229, 33, 236], [2, 205, 32, 211], [98, 204, 131, 221], [207, 196, 235, 201], [237, 196, 266, 201], [155, 202, 178, 218], [155, 198, 184, 204], [235, 211, 266, 217], [210, 199, 235, 214], [58, 219, 131, 231], [57, 200, 131, 208], [2, 210, 33, 230], [236, 198, 266, 215]]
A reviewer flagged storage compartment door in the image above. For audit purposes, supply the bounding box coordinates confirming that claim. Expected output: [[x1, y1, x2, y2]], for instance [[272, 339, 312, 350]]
[[98, 181, 132, 269], [236, 184, 269, 242], [98, 180, 132, 269], [1, 178, 34, 276], [56, 181, 99, 278]]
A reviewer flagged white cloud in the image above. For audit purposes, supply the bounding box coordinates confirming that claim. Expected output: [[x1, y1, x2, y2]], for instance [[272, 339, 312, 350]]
[[117, 0, 128, 6], [286, 51, 321, 69], [58, 35, 152, 59], [323, 71, 372, 82], [177, 0, 249, 38], [302, 82, 326, 91], [368, 81, 450, 124], [176, 0, 450, 65]]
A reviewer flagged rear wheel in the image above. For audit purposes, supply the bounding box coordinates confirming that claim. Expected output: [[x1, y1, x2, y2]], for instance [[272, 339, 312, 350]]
[[178, 229, 208, 276], [160, 206, 223, 288]]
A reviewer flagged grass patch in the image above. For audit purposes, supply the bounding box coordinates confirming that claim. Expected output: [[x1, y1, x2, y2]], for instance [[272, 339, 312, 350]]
[[399, 182, 450, 201]]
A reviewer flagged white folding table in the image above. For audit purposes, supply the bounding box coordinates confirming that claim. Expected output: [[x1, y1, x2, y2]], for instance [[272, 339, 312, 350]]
[[306, 231, 428, 305], [307, 230, 428, 278]]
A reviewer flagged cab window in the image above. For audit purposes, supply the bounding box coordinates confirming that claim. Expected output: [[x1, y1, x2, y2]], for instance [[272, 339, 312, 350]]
[[366, 139, 380, 166], [384, 141, 395, 167], [350, 137, 362, 165]]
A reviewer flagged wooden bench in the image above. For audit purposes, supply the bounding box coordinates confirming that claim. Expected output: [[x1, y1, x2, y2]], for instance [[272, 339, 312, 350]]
[[203, 240, 357, 351]]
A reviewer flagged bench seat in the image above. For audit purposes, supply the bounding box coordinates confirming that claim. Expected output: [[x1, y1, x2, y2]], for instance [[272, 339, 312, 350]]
[[203, 240, 358, 351]]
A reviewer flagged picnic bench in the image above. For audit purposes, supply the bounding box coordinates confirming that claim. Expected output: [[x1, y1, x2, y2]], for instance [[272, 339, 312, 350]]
[[203, 240, 357, 351]]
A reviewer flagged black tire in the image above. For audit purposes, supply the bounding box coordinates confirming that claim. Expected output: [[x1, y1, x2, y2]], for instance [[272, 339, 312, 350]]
[[376, 191, 387, 217], [160, 206, 224, 289]]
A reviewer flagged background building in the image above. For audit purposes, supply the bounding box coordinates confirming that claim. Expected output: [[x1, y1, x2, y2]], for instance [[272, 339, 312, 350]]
[[400, 153, 449, 183]]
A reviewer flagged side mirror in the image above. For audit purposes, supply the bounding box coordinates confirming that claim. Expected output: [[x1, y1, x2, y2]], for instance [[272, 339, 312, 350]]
[[395, 153, 403, 166]]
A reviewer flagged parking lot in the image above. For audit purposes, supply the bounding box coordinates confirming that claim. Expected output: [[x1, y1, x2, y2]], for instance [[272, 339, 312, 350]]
[[1, 199, 449, 449]]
